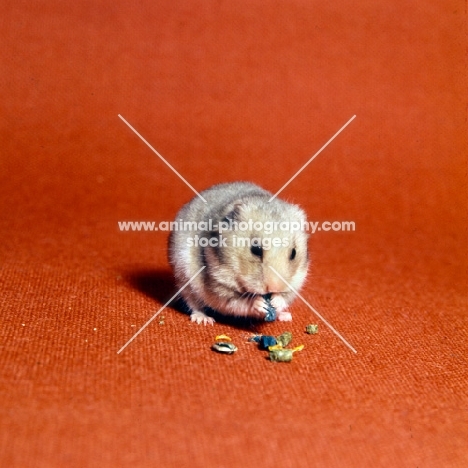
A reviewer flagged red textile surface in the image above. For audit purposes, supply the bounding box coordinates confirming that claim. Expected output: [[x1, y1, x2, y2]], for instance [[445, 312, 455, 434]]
[[1, 1, 466, 467]]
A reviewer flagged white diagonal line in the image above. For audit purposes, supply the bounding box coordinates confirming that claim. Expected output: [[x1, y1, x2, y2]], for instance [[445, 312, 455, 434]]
[[117, 266, 206, 354], [269, 266, 357, 353], [118, 114, 207, 203], [268, 115, 356, 202]]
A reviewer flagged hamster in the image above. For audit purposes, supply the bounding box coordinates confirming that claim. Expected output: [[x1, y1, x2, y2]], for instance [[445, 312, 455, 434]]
[[168, 181, 309, 325]]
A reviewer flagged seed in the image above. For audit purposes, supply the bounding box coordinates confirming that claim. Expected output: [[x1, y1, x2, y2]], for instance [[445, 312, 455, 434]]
[[248, 335, 261, 343], [269, 344, 304, 362], [276, 332, 292, 347], [305, 324, 319, 334], [215, 334, 231, 341], [259, 335, 277, 349], [211, 341, 238, 354], [269, 349, 294, 362], [263, 293, 277, 322]]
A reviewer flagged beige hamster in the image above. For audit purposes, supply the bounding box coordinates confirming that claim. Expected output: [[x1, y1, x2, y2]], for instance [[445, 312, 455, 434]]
[[168, 181, 309, 325]]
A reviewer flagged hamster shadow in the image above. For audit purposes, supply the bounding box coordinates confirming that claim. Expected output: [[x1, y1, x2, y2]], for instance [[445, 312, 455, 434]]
[[122, 267, 187, 314], [122, 267, 266, 332]]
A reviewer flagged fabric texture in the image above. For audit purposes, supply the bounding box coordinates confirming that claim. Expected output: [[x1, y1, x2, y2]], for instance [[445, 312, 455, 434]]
[[1, 1, 466, 467]]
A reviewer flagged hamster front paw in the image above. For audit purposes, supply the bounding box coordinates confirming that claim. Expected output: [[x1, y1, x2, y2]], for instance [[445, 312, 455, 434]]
[[251, 296, 269, 318], [270, 294, 288, 312], [190, 310, 215, 326], [248, 296, 291, 321], [271, 294, 292, 321]]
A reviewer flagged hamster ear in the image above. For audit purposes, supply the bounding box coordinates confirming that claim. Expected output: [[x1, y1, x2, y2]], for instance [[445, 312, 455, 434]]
[[222, 200, 247, 221]]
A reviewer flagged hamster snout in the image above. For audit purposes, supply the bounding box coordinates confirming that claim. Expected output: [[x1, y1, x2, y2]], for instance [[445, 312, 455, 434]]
[[168, 181, 309, 325]]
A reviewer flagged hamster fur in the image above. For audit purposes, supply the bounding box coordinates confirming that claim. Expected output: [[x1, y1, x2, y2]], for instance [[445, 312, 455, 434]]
[[168, 181, 309, 325]]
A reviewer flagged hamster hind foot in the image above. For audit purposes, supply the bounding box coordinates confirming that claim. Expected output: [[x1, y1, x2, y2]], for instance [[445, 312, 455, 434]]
[[190, 310, 215, 326]]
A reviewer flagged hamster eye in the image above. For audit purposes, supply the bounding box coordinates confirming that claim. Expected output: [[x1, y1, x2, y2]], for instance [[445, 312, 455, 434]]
[[251, 245, 263, 259], [290, 248, 296, 261]]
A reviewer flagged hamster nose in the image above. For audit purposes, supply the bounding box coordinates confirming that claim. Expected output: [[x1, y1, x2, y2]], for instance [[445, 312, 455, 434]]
[[266, 280, 285, 293]]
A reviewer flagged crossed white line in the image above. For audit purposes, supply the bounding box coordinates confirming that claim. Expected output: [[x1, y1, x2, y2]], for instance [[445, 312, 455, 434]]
[[117, 266, 206, 354], [268, 267, 357, 353], [118, 115, 207, 203], [269, 115, 356, 202], [117, 114, 357, 353]]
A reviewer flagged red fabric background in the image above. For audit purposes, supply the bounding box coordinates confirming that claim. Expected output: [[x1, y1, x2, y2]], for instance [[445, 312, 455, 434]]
[[1, 1, 466, 466]]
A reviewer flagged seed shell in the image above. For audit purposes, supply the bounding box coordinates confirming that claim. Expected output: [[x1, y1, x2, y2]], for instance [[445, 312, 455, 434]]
[[211, 341, 238, 354]]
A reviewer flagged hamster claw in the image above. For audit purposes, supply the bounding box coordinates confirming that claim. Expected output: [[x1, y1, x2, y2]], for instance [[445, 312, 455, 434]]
[[276, 311, 292, 322], [190, 311, 215, 326]]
